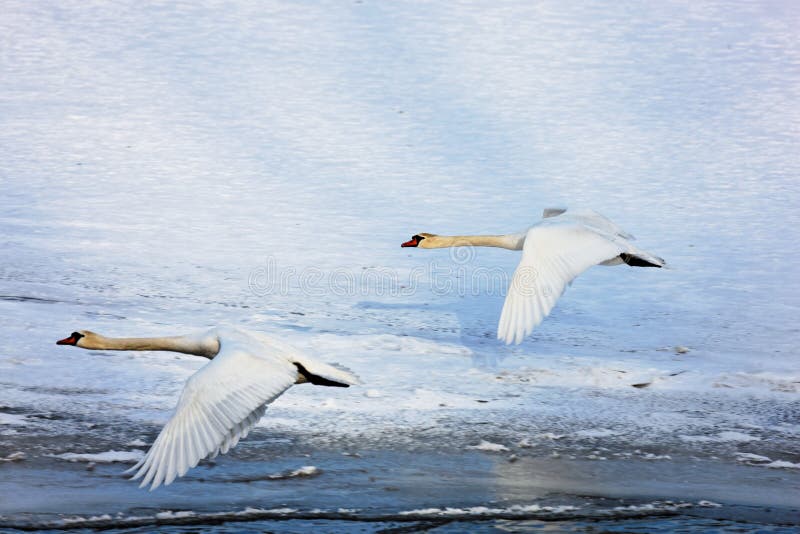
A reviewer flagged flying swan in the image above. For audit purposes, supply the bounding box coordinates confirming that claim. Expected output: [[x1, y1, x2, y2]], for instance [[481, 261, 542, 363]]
[[56, 326, 358, 490], [402, 208, 665, 344]]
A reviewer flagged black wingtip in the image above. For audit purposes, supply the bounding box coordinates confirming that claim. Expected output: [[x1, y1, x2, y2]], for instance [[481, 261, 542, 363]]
[[294, 363, 350, 387], [620, 253, 663, 268]]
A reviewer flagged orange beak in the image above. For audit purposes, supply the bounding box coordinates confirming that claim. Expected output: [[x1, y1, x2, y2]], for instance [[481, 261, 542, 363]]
[[401, 237, 420, 248], [56, 335, 79, 346]]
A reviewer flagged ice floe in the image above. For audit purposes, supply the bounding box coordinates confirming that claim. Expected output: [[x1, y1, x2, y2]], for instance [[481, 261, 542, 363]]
[[399, 504, 578, 516], [268, 465, 321, 479], [679, 431, 760, 443], [49, 450, 145, 463], [468, 440, 510, 452]]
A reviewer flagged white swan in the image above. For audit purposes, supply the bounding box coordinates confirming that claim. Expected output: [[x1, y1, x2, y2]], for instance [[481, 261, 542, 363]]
[[56, 326, 358, 490], [402, 208, 665, 344]]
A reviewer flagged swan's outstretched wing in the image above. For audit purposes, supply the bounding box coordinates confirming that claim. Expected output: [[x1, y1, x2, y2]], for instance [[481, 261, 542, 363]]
[[127, 343, 297, 490], [497, 222, 626, 345]]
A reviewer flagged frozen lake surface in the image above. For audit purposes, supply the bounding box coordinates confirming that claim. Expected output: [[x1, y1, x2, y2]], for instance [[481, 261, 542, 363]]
[[1, 0, 799, 531]]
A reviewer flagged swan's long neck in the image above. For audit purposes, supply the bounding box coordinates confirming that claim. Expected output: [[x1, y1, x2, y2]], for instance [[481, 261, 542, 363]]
[[81, 334, 220, 358], [425, 234, 525, 250]]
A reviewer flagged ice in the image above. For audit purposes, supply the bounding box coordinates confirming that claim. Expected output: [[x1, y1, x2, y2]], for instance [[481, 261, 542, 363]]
[[399, 504, 578, 516], [679, 432, 760, 443], [469, 440, 510, 452], [49, 450, 145, 463], [575, 429, 618, 438], [614, 502, 693, 512], [736, 452, 771, 464], [155, 511, 195, 519], [764, 461, 800, 470], [401, 388, 482, 410], [268, 466, 321, 479], [737, 453, 800, 470], [62, 514, 113, 524], [238, 508, 298, 516], [0, 413, 28, 426]]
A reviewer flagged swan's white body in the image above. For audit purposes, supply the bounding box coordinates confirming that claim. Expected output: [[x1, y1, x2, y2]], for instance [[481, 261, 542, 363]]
[[57, 326, 358, 490], [404, 209, 665, 345]]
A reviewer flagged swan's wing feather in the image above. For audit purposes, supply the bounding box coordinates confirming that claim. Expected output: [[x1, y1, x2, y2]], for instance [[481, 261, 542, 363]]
[[219, 403, 267, 455], [570, 209, 636, 240], [543, 208, 636, 240], [497, 223, 625, 344], [127, 345, 297, 490]]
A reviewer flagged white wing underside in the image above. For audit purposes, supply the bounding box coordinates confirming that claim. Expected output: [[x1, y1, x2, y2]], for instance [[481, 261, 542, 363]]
[[497, 214, 638, 345], [127, 335, 298, 490]]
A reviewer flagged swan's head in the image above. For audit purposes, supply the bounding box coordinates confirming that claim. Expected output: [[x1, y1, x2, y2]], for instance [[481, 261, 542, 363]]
[[56, 330, 91, 347], [401, 233, 437, 248]]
